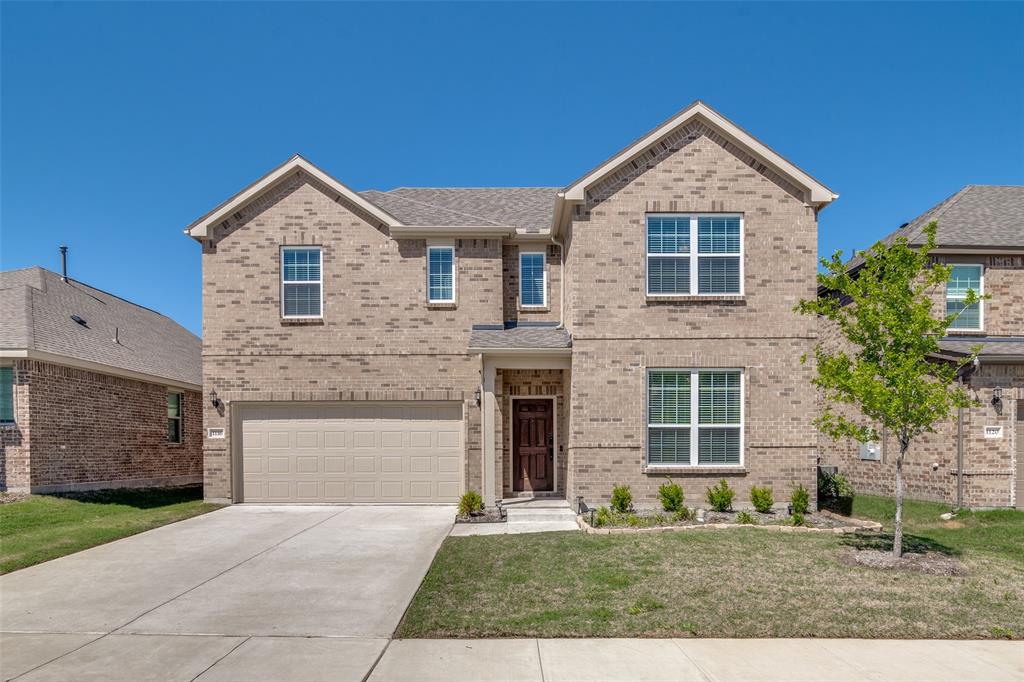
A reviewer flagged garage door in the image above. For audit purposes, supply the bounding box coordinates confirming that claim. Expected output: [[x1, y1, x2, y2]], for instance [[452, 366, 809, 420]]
[[241, 402, 463, 503]]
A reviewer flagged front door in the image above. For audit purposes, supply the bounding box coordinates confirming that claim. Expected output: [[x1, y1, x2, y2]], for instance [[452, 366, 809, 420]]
[[513, 399, 553, 492]]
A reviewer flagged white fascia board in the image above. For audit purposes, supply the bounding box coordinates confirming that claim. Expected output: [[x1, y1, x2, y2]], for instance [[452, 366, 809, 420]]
[[562, 102, 837, 206], [0, 349, 202, 392], [186, 155, 402, 240], [389, 225, 515, 238]]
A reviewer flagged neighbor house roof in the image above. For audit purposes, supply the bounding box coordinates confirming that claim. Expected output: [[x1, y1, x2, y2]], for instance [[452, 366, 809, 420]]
[[938, 336, 1024, 360], [0, 267, 201, 389], [846, 185, 1024, 271], [468, 323, 571, 353]]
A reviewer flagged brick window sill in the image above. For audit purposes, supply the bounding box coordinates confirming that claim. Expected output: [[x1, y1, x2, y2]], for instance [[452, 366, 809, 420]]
[[645, 295, 746, 305], [518, 306, 551, 314], [642, 466, 749, 476], [281, 318, 325, 326], [427, 303, 458, 310]]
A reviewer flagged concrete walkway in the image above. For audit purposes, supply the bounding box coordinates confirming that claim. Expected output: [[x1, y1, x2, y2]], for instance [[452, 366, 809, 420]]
[[450, 498, 579, 536], [367, 638, 1023, 682]]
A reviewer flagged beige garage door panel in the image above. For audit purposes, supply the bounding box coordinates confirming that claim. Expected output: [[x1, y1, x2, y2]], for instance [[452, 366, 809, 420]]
[[242, 403, 463, 503]]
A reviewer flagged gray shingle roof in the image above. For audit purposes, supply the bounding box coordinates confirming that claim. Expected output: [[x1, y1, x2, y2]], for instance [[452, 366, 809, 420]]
[[0, 267, 201, 387], [848, 185, 1024, 270], [938, 336, 1024, 358], [468, 324, 571, 350], [359, 187, 558, 233]]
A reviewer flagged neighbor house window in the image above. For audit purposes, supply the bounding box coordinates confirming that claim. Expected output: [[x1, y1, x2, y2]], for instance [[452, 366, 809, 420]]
[[0, 367, 14, 423], [519, 251, 546, 307], [167, 392, 183, 443], [647, 369, 743, 466], [281, 246, 322, 318], [427, 246, 455, 303], [946, 264, 983, 331], [647, 215, 742, 296]]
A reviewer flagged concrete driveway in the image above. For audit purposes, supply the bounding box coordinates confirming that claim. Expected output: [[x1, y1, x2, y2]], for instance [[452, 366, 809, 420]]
[[0, 505, 453, 681]]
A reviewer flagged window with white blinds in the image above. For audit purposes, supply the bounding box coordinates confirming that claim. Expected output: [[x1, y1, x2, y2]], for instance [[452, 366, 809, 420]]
[[519, 251, 546, 307], [647, 369, 743, 466], [427, 246, 455, 303], [281, 246, 323, 318], [647, 215, 742, 295], [946, 264, 983, 331]]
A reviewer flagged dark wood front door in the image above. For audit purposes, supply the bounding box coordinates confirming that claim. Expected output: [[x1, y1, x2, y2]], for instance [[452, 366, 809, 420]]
[[513, 399, 554, 492]]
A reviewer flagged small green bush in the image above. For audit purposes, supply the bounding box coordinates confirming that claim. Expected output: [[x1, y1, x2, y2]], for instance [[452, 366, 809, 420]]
[[658, 478, 685, 512], [610, 484, 633, 513], [673, 508, 693, 522], [736, 510, 755, 525], [791, 511, 805, 526], [818, 469, 856, 500], [458, 490, 483, 516], [790, 484, 810, 515], [749, 486, 774, 513], [594, 506, 611, 527], [626, 513, 644, 527], [705, 479, 736, 512]]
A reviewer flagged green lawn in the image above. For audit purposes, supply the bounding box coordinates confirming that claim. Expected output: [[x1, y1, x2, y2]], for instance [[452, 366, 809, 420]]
[[398, 495, 1024, 639], [0, 486, 221, 574]]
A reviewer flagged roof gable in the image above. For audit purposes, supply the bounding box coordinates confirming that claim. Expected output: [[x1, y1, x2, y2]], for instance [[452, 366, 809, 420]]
[[186, 155, 402, 240], [561, 101, 836, 207]]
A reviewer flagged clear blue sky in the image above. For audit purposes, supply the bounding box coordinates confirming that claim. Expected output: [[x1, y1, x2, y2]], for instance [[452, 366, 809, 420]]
[[2, 2, 1022, 336]]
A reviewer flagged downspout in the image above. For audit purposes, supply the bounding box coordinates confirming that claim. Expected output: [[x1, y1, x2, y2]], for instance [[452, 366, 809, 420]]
[[956, 356, 980, 509], [550, 233, 565, 330]]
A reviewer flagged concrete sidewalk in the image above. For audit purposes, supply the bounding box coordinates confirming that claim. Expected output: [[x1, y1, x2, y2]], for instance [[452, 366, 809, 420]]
[[368, 638, 1023, 682]]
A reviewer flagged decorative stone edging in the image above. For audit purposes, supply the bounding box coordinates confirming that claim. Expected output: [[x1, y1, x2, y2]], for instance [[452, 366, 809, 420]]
[[576, 510, 883, 535]]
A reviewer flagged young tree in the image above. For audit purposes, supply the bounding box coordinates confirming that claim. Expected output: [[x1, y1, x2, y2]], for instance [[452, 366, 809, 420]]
[[797, 222, 981, 557]]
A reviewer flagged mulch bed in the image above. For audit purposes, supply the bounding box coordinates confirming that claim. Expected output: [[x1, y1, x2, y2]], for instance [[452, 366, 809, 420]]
[[579, 508, 881, 535], [844, 548, 965, 576], [455, 508, 505, 524]]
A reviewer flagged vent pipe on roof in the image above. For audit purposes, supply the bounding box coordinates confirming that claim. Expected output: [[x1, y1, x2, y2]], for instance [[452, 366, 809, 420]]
[[59, 245, 68, 282]]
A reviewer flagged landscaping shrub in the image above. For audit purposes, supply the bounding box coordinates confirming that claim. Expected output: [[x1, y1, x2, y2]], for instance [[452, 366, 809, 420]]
[[705, 479, 736, 512], [791, 511, 805, 526], [818, 469, 856, 500], [749, 486, 774, 513], [736, 510, 755, 525], [610, 484, 633, 513], [673, 508, 693, 522], [458, 490, 483, 516], [594, 506, 611, 527], [790, 484, 810, 515], [658, 479, 685, 512]]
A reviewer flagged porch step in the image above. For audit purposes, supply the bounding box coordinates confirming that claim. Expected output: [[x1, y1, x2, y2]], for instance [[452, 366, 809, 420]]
[[505, 504, 577, 528], [500, 498, 570, 509]]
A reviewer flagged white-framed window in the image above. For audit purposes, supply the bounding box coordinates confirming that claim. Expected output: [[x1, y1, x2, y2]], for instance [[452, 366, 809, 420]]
[[281, 246, 323, 318], [427, 245, 455, 303], [167, 392, 183, 444], [946, 264, 983, 331], [647, 369, 744, 466], [646, 215, 743, 296], [519, 251, 547, 307], [0, 366, 14, 424]]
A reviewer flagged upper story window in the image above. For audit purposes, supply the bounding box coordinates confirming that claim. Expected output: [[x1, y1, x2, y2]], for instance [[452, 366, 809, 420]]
[[946, 264, 983, 331], [647, 215, 742, 296], [647, 369, 743, 466], [281, 246, 322, 318], [519, 251, 547, 308], [0, 367, 14, 423], [167, 392, 183, 443], [427, 246, 455, 303]]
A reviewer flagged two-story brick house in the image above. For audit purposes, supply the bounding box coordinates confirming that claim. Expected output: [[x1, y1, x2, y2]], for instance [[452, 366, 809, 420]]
[[187, 101, 837, 508], [818, 186, 1024, 509]]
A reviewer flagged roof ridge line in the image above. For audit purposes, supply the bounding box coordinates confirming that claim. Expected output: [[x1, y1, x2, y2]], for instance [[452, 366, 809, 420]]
[[374, 191, 507, 227], [905, 186, 974, 245]]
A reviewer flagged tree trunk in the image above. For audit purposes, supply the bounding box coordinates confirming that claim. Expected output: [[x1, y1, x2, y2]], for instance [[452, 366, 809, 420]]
[[893, 441, 908, 558]]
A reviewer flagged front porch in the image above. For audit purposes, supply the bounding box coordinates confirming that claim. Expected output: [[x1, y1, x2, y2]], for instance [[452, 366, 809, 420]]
[[470, 324, 572, 507]]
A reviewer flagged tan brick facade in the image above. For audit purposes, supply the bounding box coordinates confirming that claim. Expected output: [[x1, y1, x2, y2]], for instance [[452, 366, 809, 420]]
[[817, 255, 1024, 508], [197, 116, 830, 508], [0, 359, 202, 493]]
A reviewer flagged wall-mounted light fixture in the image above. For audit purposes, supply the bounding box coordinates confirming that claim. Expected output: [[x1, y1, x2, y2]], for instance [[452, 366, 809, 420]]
[[210, 390, 222, 409], [474, 387, 481, 407], [992, 386, 1003, 414]]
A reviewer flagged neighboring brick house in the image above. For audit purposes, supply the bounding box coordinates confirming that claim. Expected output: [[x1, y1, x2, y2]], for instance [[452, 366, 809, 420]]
[[187, 101, 838, 507], [818, 186, 1024, 509], [0, 266, 202, 493]]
